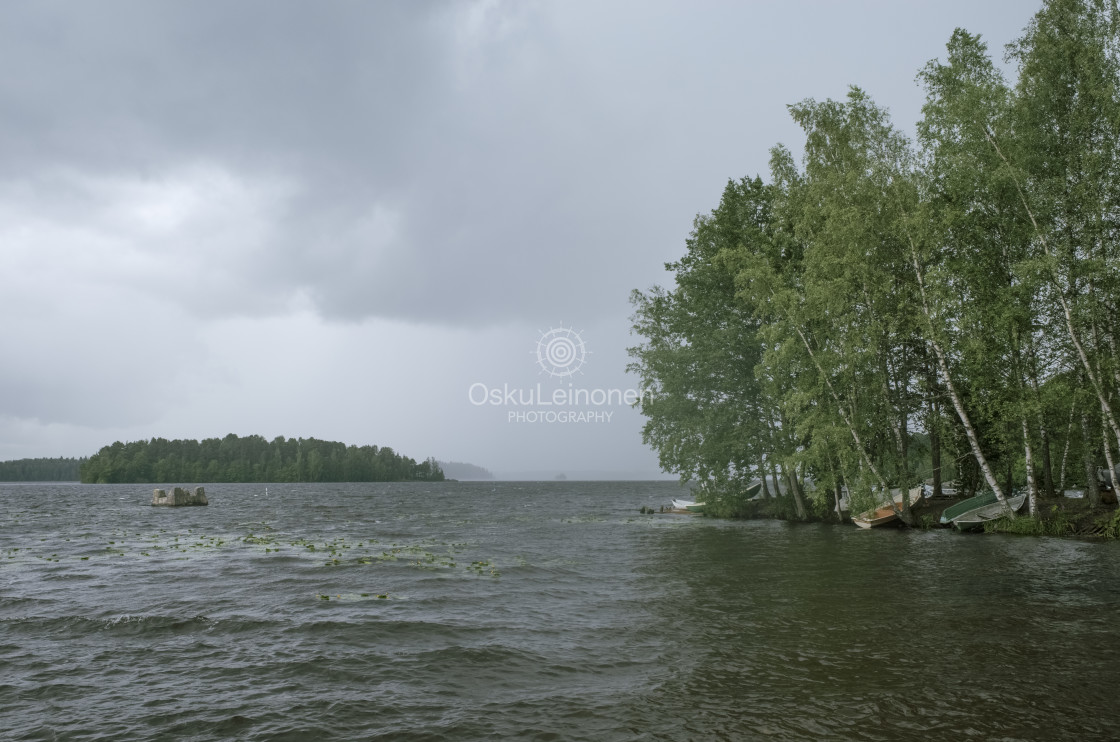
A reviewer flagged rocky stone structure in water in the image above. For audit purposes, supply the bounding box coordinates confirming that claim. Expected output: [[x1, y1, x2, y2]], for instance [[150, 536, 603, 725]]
[[151, 486, 208, 507]]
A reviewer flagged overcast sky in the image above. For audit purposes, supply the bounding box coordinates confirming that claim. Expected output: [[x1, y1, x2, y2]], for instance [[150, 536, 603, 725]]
[[1, 0, 1040, 479]]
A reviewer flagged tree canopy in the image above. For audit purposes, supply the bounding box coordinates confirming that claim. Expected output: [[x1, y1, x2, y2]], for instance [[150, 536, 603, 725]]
[[79, 434, 445, 484], [629, 0, 1120, 521], [0, 457, 84, 482]]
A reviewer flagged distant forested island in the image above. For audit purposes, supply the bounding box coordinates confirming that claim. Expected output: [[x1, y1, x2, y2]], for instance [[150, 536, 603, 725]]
[[0, 457, 85, 482], [80, 434, 445, 484], [437, 461, 494, 480]]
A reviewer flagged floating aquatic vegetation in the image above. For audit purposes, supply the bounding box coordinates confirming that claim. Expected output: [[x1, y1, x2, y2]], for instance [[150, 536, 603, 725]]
[[1, 525, 500, 578], [316, 592, 390, 602], [469, 560, 500, 577]]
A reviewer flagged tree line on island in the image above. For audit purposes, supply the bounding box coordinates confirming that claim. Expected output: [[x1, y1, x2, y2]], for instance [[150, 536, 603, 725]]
[[629, 0, 1120, 525], [0, 457, 85, 482], [79, 434, 445, 484]]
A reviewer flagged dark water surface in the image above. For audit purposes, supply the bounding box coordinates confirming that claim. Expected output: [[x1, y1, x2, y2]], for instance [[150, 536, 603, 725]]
[[2, 481, 1119, 740]]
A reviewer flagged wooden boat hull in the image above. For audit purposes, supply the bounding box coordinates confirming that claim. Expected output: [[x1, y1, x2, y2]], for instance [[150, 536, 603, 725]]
[[852, 486, 924, 528], [852, 505, 899, 528]]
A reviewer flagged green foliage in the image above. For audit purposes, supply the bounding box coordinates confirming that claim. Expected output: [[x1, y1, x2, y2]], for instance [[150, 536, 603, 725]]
[[984, 504, 1075, 536], [1095, 508, 1120, 539], [628, 1, 1120, 516], [0, 457, 85, 481], [79, 434, 445, 484], [698, 481, 763, 519], [627, 178, 772, 489]]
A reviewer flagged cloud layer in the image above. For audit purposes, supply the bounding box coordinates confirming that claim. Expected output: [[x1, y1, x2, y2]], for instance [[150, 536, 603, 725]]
[[0, 1, 1037, 472]]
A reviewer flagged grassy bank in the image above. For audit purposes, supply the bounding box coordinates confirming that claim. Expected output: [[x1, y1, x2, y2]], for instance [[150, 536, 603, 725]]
[[981, 498, 1120, 538]]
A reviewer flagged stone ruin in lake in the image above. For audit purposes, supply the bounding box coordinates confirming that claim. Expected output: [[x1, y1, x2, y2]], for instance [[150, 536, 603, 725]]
[[151, 486, 208, 507]]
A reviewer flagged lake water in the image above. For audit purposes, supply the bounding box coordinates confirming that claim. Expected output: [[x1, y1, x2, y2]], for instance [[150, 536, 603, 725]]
[[3, 481, 1119, 740]]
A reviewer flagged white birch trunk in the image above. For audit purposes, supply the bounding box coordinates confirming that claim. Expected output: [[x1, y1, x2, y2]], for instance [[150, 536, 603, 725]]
[[788, 323, 898, 514], [1101, 406, 1119, 497], [985, 132, 1120, 458], [907, 244, 1011, 511], [1022, 416, 1037, 518]]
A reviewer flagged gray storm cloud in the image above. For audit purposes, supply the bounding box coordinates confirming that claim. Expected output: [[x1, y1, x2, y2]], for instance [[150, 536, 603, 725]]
[[0, 1, 1038, 468], [0, 1, 639, 324]]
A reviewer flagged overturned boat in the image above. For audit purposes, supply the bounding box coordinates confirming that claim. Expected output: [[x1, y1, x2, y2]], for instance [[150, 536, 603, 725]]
[[669, 480, 763, 514], [670, 498, 705, 513], [852, 486, 924, 529], [952, 493, 1028, 531], [938, 491, 999, 525]]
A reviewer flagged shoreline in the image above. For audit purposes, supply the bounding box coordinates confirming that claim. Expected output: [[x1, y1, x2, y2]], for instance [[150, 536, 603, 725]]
[[663, 494, 1120, 539]]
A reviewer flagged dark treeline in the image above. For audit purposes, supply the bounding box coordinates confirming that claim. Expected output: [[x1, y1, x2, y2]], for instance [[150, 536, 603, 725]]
[[80, 434, 445, 484], [0, 457, 84, 482], [629, 0, 1120, 524]]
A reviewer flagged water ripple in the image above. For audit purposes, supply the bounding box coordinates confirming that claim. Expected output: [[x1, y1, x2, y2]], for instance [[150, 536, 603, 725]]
[[3, 482, 1120, 740]]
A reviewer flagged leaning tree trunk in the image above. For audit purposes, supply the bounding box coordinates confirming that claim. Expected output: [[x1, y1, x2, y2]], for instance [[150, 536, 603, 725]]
[[987, 133, 1120, 459], [1081, 414, 1102, 509], [766, 411, 807, 521], [869, 286, 916, 520], [788, 464, 809, 521], [1100, 408, 1119, 501], [778, 415, 809, 521], [930, 409, 943, 498], [1022, 416, 1039, 517], [1006, 461, 1014, 506], [1029, 359, 1055, 496], [882, 365, 914, 522], [767, 433, 782, 501], [778, 461, 808, 521], [926, 363, 944, 498], [1008, 328, 1032, 518], [768, 286, 908, 523], [827, 453, 845, 521], [1023, 298, 1056, 498], [907, 241, 1011, 512], [1059, 401, 1075, 492], [788, 323, 911, 524]]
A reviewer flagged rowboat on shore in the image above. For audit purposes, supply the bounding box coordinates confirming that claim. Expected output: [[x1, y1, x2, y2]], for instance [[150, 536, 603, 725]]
[[953, 493, 1028, 531], [670, 498, 705, 513], [669, 480, 764, 514], [938, 491, 999, 525], [852, 486, 924, 529]]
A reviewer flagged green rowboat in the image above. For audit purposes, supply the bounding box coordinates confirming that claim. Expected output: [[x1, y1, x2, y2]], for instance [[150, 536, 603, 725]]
[[939, 491, 998, 525], [953, 493, 1028, 531]]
